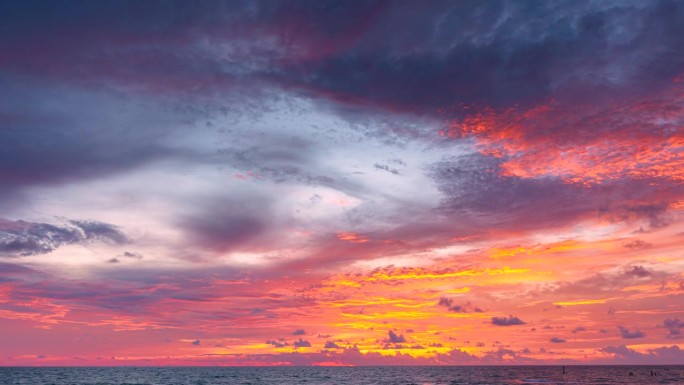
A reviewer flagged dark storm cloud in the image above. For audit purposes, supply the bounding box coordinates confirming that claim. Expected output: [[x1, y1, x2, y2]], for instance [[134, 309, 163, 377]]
[[2, 1, 683, 112], [0, 1, 266, 85], [274, 0, 684, 112], [0, 219, 127, 257], [491, 316, 525, 326]]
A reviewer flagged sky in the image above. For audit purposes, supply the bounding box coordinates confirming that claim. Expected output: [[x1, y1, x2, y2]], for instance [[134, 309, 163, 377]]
[[0, 0, 683, 366]]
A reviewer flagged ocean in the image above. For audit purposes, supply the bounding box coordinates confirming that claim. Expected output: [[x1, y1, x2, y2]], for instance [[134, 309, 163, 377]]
[[1, 366, 683, 385]]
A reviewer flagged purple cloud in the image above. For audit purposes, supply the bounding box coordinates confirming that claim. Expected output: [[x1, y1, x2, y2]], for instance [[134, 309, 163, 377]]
[[618, 326, 646, 339], [492, 316, 526, 326], [293, 338, 311, 348], [387, 330, 406, 343]]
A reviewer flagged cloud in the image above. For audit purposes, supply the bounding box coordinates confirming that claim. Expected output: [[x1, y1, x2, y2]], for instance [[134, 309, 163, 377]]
[[624, 265, 651, 278], [571, 326, 586, 334], [266, 340, 289, 348], [265, 340, 290, 348], [600, 345, 684, 365], [324, 341, 340, 349], [663, 318, 683, 337], [491, 316, 525, 326], [374, 163, 400, 175], [437, 297, 483, 313], [119, 251, 143, 260], [3, 1, 683, 115], [293, 338, 311, 348], [0, 218, 127, 257], [550, 337, 566, 343], [179, 196, 272, 254], [387, 330, 406, 343], [0, 1, 683, 367], [443, 82, 684, 186], [200, 345, 483, 366], [0, 78, 202, 209], [0, 262, 40, 283], [429, 149, 683, 240], [293, 329, 306, 335], [191, 339, 201, 346], [623, 240, 652, 250], [275, 1, 684, 115], [618, 326, 646, 339], [429, 154, 594, 232]]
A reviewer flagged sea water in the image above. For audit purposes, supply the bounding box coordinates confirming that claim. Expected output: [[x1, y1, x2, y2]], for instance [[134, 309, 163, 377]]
[[1, 366, 683, 385]]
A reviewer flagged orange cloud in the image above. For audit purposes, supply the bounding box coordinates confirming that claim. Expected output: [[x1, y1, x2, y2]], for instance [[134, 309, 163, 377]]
[[337, 232, 369, 243]]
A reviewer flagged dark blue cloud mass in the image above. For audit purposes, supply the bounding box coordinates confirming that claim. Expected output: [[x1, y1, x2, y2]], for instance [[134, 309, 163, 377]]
[[0, 219, 127, 257]]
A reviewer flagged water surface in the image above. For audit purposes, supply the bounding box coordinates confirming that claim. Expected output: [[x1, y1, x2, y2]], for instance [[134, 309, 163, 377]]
[[2, 366, 683, 385]]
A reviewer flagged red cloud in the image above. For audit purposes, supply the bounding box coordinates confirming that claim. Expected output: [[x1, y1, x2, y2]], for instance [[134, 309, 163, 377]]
[[443, 81, 684, 185]]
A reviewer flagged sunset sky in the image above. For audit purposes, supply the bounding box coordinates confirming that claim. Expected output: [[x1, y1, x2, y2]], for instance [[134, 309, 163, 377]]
[[1, 0, 683, 366]]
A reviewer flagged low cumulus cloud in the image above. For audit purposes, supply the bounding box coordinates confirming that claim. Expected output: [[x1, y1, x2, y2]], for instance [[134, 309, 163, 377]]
[[437, 297, 483, 313], [324, 341, 340, 349], [387, 330, 407, 343], [601, 345, 684, 364], [624, 265, 650, 278], [618, 326, 646, 339], [293, 338, 311, 348], [492, 316, 526, 326], [374, 163, 400, 175], [663, 318, 683, 337], [119, 251, 143, 260], [266, 340, 288, 348]]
